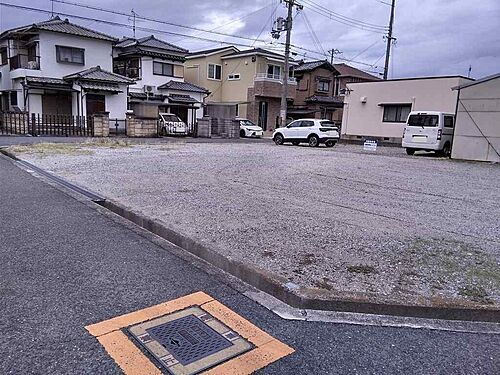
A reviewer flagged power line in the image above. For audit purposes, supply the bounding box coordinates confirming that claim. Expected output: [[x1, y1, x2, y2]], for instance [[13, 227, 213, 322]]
[[45, 0, 274, 45], [300, 0, 388, 33]]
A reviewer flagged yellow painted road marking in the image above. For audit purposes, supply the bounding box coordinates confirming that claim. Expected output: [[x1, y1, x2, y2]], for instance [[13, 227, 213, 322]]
[[86, 292, 295, 375]]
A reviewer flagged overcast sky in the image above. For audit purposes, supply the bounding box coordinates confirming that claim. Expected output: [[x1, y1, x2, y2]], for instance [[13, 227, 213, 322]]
[[1, 0, 499, 79]]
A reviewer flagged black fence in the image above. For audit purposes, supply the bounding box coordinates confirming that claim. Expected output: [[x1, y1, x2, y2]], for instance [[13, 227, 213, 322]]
[[0, 112, 93, 137], [109, 118, 127, 136]]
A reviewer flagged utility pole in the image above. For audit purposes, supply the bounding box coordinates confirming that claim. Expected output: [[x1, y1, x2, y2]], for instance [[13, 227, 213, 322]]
[[328, 48, 341, 64], [279, 0, 302, 126], [383, 0, 396, 80], [131, 10, 137, 38]]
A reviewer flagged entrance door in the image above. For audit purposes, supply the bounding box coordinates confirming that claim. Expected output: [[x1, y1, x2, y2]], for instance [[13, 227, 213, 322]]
[[42, 93, 72, 115], [86, 94, 106, 117], [258, 101, 268, 130]]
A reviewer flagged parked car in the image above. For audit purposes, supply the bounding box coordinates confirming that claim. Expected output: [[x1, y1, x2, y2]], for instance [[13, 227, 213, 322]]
[[238, 118, 264, 138], [159, 113, 187, 136], [272, 119, 340, 147], [402, 111, 454, 156]]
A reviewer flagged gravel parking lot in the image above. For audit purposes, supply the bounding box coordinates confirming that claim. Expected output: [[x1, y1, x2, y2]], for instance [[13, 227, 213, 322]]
[[12, 140, 500, 307]]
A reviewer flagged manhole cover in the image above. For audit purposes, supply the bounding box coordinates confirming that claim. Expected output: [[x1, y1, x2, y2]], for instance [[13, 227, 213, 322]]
[[128, 307, 252, 374], [147, 314, 232, 365]]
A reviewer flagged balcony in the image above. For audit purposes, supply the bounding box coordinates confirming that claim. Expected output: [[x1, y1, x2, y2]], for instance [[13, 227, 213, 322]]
[[253, 73, 296, 100], [9, 54, 41, 71], [254, 73, 297, 85]]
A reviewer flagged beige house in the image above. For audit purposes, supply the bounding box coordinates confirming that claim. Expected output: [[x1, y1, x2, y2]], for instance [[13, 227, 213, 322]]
[[341, 76, 473, 143], [451, 73, 500, 162], [185, 47, 296, 131]]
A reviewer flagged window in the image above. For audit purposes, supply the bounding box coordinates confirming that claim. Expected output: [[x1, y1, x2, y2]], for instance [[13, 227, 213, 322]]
[[300, 120, 314, 127], [444, 116, 454, 128], [56, 46, 84, 64], [27, 44, 37, 62], [208, 63, 222, 80], [228, 73, 240, 80], [0, 48, 7, 65], [114, 58, 141, 79], [267, 64, 281, 79], [407, 114, 439, 127], [10, 91, 17, 106], [235, 104, 239, 117], [317, 80, 330, 92], [382, 104, 412, 123], [333, 78, 340, 96], [288, 120, 302, 128], [153, 61, 173, 76]]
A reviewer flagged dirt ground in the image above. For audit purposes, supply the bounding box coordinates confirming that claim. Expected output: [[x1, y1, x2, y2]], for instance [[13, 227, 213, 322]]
[[11, 140, 500, 308]]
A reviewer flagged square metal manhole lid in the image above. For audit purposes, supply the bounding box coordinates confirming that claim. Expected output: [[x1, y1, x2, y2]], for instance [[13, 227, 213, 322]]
[[128, 307, 252, 375]]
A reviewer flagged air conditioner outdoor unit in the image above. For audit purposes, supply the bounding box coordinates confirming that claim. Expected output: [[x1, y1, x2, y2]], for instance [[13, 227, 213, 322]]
[[143, 85, 156, 93]]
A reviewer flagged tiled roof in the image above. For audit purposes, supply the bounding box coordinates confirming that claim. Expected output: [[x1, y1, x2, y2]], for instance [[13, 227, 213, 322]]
[[129, 92, 166, 101], [25, 76, 71, 86], [63, 66, 134, 84], [115, 35, 187, 53], [168, 94, 199, 104], [295, 60, 335, 73], [158, 80, 209, 93], [1, 16, 116, 42], [333, 63, 380, 80], [187, 46, 239, 57], [79, 82, 122, 92]]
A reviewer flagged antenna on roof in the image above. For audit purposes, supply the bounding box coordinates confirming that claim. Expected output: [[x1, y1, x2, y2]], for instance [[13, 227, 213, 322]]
[[51, 0, 54, 17], [130, 9, 137, 38], [468, 65, 472, 78]]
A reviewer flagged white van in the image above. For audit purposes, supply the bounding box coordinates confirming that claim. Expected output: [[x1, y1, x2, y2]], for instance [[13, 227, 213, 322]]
[[158, 113, 187, 136], [402, 111, 455, 156]]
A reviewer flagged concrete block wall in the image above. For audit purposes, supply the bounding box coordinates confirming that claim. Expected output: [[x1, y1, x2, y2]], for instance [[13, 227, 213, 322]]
[[197, 117, 212, 138], [209, 118, 239, 138], [92, 112, 110, 137], [126, 114, 158, 137]]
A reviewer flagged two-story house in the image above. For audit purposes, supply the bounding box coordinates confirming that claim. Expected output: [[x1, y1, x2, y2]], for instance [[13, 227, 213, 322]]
[[0, 16, 133, 119], [290, 60, 380, 124], [184, 47, 297, 131], [113, 35, 208, 125]]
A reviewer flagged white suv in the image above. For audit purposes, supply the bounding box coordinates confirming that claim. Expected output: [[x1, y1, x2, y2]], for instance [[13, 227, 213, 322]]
[[272, 119, 340, 147]]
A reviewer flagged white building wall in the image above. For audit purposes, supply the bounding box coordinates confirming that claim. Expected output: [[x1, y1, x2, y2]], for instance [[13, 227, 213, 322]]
[[451, 77, 500, 162], [38, 31, 113, 78], [106, 85, 129, 119], [341, 77, 471, 140], [129, 56, 184, 93]]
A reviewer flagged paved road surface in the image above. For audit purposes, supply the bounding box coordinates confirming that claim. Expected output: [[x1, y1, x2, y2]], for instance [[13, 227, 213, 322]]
[[0, 153, 499, 374]]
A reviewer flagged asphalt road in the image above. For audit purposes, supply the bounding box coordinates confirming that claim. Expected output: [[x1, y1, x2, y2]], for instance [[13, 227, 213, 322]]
[[1, 153, 499, 374]]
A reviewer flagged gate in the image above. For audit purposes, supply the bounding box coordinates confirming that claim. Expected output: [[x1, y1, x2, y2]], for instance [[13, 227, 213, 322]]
[[0, 112, 94, 137]]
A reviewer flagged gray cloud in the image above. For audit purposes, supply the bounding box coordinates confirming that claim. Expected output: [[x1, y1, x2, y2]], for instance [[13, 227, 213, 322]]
[[1, 0, 498, 79]]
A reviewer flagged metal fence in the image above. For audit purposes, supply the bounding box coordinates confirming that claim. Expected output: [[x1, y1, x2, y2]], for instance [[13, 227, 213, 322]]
[[109, 118, 127, 136], [0, 112, 93, 137]]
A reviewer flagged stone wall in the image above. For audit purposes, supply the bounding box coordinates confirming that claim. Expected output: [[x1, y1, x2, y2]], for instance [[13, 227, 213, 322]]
[[126, 114, 158, 138], [92, 112, 110, 137]]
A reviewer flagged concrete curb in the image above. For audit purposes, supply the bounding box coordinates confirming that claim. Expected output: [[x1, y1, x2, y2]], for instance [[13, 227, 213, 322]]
[[98, 198, 500, 323]]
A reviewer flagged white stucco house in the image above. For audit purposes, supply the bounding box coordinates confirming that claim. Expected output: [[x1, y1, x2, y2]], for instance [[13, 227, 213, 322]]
[[451, 73, 500, 162], [341, 76, 474, 143], [0, 16, 133, 119], [113, 35, 208, 125]]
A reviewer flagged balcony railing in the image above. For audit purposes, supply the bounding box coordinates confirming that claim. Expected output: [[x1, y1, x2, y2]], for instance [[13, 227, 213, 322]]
[[9, 54, 41, 71], [254, 73, 297, 84]]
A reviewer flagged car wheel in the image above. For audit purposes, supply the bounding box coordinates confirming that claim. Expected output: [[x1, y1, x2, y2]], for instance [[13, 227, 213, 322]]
[[240, 129, 246, 138], [292, 141, 300, 146], [325, 140, 336, 148], [406, 148, 415, 156], [441, 142, 451, 157], [274, 133, 284, 145], [308, 135, 319, 147]]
